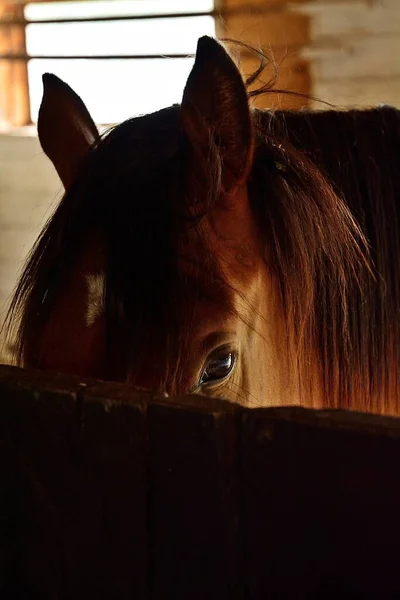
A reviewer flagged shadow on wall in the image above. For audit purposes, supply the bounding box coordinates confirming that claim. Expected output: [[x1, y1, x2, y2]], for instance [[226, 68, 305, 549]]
[[0, 132, 60, 363]]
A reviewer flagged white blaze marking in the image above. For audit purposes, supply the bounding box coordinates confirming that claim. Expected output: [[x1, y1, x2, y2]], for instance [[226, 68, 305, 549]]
[[85, 272, 105, 327]]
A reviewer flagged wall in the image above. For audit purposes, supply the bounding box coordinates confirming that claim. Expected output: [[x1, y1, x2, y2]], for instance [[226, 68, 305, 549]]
[[0, 132, 60, 361], [306, 0, 400, 108], [216, 0, 312, 110], [217, 0, 400, 110]]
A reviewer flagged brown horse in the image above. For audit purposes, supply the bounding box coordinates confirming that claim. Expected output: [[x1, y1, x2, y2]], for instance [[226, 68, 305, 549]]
[[6, 36, 400, 414]]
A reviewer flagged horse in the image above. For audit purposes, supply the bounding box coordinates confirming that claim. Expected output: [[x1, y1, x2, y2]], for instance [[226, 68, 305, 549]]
[[6, 36, 400, 414]]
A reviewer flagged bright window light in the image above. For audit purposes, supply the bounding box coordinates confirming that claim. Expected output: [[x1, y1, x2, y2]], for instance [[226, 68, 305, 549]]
[[25, 1, 215, 124]]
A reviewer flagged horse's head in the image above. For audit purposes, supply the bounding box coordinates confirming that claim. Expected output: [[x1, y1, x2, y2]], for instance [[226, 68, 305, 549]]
[[10, 37, 370, 408]]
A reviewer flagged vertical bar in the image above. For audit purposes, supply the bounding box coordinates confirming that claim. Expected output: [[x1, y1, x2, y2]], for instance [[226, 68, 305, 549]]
[[0, 2, 30, 127], [77, 382, 148, 600], [148, 395, 242, 600]]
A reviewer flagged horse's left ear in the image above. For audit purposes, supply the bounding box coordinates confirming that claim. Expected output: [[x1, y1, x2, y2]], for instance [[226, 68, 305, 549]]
[[181, 36, 254, 193], [38, 73, 99, 190]]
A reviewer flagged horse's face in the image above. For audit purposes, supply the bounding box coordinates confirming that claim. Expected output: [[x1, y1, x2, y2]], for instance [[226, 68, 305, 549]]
[[154, 185, 285, 405], [35, 183, 292, 407], [30, 37, 305, 406], [180, 181, 305, 406]]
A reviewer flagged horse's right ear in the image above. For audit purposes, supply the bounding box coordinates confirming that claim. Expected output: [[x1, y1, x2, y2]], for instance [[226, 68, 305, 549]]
[[38, 73, 99, 190], [181, 36, 253, 193]]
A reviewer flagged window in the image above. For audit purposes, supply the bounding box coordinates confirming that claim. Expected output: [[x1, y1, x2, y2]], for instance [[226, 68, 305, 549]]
[[3, 0, 215, 126]]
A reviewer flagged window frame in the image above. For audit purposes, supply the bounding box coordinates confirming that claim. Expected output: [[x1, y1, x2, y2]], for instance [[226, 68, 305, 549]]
[[0, 0, 221, 127]]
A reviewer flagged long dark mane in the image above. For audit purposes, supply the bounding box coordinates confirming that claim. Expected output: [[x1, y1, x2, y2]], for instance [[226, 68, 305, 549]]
[[6, 84, 400, 411], [269, 106, 400, 412]]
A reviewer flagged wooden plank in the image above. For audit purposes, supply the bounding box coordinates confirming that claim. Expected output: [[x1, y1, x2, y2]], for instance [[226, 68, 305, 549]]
[[0, 366, 147, 599], [148, 394, 242, 600], [217, 0, 312, 108], [304, 2, 400, 39], [223, 12, 310, 48], [313, 75, 400, 108], [217, 0, 309, 7], [0, 366, 90, 597], [78, 382, 147, 599], [307, 36, 400, 79], [241, 407, 400, 598]]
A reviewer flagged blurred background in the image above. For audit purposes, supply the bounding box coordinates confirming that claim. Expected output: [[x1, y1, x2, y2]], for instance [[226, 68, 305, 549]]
[[0, 0, 399, 360]]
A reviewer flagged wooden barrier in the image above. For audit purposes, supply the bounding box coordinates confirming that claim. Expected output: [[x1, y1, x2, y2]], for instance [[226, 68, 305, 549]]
[[1, 364, 400, 598]]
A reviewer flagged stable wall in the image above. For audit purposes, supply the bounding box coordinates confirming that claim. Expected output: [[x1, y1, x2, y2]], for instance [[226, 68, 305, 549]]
[[217, 0, 400, 110], [0, 132, 59, 361]]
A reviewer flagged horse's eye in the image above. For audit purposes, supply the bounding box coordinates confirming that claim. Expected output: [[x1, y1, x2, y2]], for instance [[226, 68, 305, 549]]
[[200, 350, 236, 386]]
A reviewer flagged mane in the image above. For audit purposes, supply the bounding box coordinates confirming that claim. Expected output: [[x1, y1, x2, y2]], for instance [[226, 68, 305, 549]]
[[250, 114, 371, 409], [7, 99, 398, 411], [267, 106, 400, 412]]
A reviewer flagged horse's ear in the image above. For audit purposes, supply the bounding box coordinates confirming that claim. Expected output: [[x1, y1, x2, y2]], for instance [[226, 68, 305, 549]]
[[181, 36, 253, 193], [38, 73, 99, 190]]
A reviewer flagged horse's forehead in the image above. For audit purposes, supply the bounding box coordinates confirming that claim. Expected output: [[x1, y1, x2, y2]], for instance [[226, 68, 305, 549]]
[[180, 206, 263, 288], [107, 108, 181, 164]]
